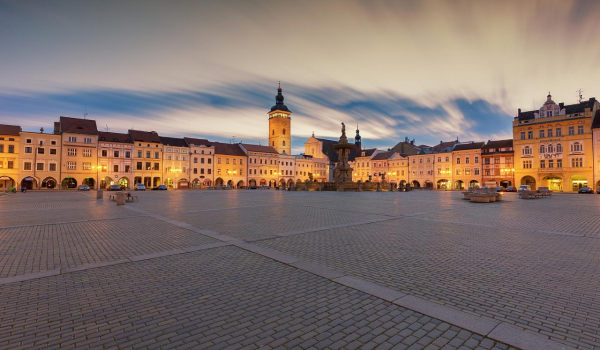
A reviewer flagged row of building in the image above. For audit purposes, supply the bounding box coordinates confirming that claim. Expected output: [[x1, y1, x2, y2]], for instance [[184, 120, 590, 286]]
[[1, 88, 599, 192]]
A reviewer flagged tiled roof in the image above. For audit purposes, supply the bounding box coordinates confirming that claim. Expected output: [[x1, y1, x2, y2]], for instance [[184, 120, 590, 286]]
[[391, 141, 419, 155], [357, 148, 377, 158], [128, 130, 162, 143], [98, 132, 132, 143], [452, 142, 485, 151], [482, 139, 513, 149], [159, 137, 188, 148], [0, 124, 22, 136], [59, 117, 98, 135], [241, 143, 278, 154], [213, 142, 246, 156], [315, 138, 360, 162], [592, 110, 600, 129], [371, 151, 393, 160], [517, 98, 597, 121], [431, 140, 459, 153], [184, 137, 212, 146]]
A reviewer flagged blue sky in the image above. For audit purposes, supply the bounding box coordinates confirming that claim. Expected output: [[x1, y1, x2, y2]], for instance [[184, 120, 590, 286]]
[[2, 0, 600, 153]]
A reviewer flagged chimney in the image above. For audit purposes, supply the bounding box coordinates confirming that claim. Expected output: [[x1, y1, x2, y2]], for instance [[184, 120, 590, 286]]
[[518, 108, 521, 115], [53, 122, 60, 134]]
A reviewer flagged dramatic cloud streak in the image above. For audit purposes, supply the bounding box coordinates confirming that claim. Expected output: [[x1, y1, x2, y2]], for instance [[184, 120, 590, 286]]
[[2, 0, 600, 151]]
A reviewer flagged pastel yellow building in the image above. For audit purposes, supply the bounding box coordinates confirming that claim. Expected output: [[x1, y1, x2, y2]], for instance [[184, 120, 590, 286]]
[[451, 142, 484, 190], [19, 130, 61, 190], [213, 142, 247, 188], [0, 125, 21, 190], [387, 152, 409, 186], [352, 149, 376, 182], [129, 130, 163, 188], [408, 153, 434, 188], [513, 94, 598, 192], [241, 143, 279, 187], [57, 117, 99, 189]]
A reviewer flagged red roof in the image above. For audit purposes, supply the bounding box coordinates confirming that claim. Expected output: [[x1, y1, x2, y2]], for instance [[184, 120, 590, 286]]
[[128, 130, 162, 143], [241, 143, 278, 154], [213, 142, 246, 156], [59, 117, 98, 135], [98, 132, 132, 143], [184, 137, 212, 147], [371, 151, 394, 160], [0, 124, 22, 136]]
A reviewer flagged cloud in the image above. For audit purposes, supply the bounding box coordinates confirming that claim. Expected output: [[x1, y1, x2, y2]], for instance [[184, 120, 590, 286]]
[[0, 81, 513, 154]]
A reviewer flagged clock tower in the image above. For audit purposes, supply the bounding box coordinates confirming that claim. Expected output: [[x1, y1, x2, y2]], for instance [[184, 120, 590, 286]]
[[268, 83, 292, 154]]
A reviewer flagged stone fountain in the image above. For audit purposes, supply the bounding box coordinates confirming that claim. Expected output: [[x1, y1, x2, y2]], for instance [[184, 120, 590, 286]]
[[333, 123, 354, 185]]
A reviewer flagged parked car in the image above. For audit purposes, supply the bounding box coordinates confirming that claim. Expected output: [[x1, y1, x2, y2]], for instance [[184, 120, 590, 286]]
[[134, 184, 146, 191], [107, 185, 121, 191], [77, 185, 90, 191], [152, 185, 168, 190], [578, 186, 593, 194], [248, 185, 259, 190], [120, 185, 126, 191], [504, 186, 517, 192], [597, 188, 600, 194], [518, 185, 531, 192], [495, 186, 503, 192], [259, 185, 271, 190]]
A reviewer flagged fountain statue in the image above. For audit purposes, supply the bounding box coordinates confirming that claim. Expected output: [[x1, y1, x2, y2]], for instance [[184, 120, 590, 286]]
[[333, 122, 354, 184]]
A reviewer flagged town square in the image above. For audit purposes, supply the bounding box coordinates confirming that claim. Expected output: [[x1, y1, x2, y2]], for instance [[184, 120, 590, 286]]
[[3, 1, 600, 350]]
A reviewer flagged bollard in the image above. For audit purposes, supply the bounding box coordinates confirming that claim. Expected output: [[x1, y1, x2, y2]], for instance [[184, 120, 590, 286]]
[[97, 189, 103, 199], [376, 182, 381, 192]]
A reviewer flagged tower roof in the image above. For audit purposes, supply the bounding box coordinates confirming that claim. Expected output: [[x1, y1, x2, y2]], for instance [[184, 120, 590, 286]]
[[270, 83, 292, 113]]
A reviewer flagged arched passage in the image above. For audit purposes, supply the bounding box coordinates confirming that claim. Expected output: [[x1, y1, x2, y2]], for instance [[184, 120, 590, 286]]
[[454, 180, 464, 190], [82, 177, 95, 189], [437, 179, 449, 190], [164, 178, 174, 188], [21, 176, 38, 190], [248, 179, 257, 186], [570, 175, 588, 191], [521, 176, 536, 190], [236, 180, 245, 188], [0, 176, 15, 189], [118, 177, 130, 189], [41, 177, 57, 189], [215, 177, 224, 186], [542, 175, 562, 191], [411, 180, 420, 188], [177, 178, 189, 189], [469, 180, 479, 189], [424, 180, 433, 189], [62, 177, 78, 189]]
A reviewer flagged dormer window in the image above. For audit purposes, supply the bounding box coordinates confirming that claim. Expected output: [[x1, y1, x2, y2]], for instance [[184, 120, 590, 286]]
[[546, 111, 552, 117]]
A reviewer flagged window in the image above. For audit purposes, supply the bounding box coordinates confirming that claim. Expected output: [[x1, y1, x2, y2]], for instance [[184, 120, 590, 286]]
[[146, 162, 151, 170], [456, 158, 460, 164], [528, 131, 533, 139], [484, 158, 490, 165], [272, 129, 275, 135], [25, 147, 32, 153], [445, 156, 449, 162], [465, 169, 471, 175], [217, 169, 221, 175], [523, 160, 532, 169], [26, 139, 32, 144], [37, 163, 44, 171], [138, 150, 142, 157], [68, 136, 77, 142], [539, 145, 546, 153], [571, 157, 583, 167], [557, 144, 563, 152], [84, 138, 92, 144], [137, 162, 143, 170], [114, 165, 119, 172], [283, 129, 286, 135], [24, 162, 32, 171], [155, 152, 159, 159], [82, 162, 91, 170], [125, 165, 130, 172], [578, 125, 584, 134], [233, 159, 237, 165], [67, 162, 76, 170], [114, 151, 119, 157], [548, 129, 553, 137], [6, 161, 13, 169], [51, 140, 57, 145], [283, 140, 285, 146], [568, 126, 574, 135], [102, 150, 108, 157], [68, 148, 77, 156], [146, 151, 151, 158], [557, 159, 562, 168], [83, 149, 92, 157], [208, 158, 212, 164], [465, 157, 470, 164], [456, 169, 461, 175], [8, 145, 14, 153], [520, 132, 525, 140], [153, 163, 159, 170], [49, 163, 57, 172], [539, 130, 545, 138], [50, 149, 57, 155], [208, 169, 211, 174], [547, 144, 554, 153], [125, 151, 131, 158], [522, 146, 532, 155], [226, 158, 229, 164], [193, 157, 198, 164], [571, 142, 582, 152], [475, 157, 479, 164], [419, 158, 423, 163], [437, 157, 441, 162], [540, 160, 545, 168], [0, 145, 3, 152], [548, 160, 554, 168]]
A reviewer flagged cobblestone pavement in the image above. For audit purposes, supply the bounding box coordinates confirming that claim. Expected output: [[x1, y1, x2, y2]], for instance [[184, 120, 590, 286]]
[[1, 190, 596, 349]]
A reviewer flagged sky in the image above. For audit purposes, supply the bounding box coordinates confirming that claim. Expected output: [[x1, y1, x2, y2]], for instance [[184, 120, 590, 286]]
[[2, 0, 600, 153]]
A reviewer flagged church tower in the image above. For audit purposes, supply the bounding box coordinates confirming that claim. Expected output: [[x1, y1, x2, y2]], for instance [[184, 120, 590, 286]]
[[268, 83, 292, 154], [355, 124, 362, 150]]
